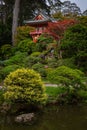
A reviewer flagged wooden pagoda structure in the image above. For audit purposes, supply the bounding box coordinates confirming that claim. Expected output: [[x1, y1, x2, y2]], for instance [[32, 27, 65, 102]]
[[24, 13, 55, 42]]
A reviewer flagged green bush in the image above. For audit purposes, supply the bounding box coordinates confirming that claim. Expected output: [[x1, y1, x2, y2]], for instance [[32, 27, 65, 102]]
[[57, 58, 76, 69], [0, 44, 13, 60], [61, 24, 87, 58], [4, 51, 27, 66], [15, 26, 35, 44], [25, 55, 41, 68], [47, 66, 87, 103], [47, 58, 58, 68], [77, 90, 87, 101], [30, 52, 41, 57], [4, 68, 47, 105], [0, 51, 28, 81], [60, 24, 87, 72], [0, 60, 4, 66], [47, 66, 85, 89], [32, 63, 47, 77], [35, 35, 54, 52], [16, 39, 33, 54], [75, 51, 87, 72], [0, 64, 21, 80]]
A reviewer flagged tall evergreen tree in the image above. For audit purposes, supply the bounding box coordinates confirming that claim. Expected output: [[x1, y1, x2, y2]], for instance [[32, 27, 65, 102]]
[[62, 1, 81, 16], [83, 10, 87, 16]]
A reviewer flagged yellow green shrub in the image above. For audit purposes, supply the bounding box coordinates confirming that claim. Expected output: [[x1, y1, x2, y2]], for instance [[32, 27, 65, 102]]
[[4, 68, 47, 105]]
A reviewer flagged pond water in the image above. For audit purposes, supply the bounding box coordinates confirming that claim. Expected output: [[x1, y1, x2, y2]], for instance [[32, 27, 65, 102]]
[[0, 105, 87, 130]]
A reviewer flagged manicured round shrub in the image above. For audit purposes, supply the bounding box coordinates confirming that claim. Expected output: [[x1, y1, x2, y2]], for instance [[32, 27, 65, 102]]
[[47, 66, 85, 89], [4, 68, 47, 105]]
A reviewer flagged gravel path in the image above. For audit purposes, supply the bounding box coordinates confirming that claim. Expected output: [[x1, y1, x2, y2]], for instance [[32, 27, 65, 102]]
[[45, 83, 58, 87]]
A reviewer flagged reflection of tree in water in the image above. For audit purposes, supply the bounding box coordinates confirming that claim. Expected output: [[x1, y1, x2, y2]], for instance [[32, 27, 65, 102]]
[[0, 114, 14, 129]]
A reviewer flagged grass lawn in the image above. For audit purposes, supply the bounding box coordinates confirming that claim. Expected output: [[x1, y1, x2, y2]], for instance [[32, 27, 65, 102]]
[[45, 86, 67, 103], [46, 86, 60, 97], [46, 86, 67, 96]]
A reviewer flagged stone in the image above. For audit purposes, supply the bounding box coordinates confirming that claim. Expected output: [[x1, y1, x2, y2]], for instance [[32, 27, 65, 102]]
[[15, 113, 35, 123]]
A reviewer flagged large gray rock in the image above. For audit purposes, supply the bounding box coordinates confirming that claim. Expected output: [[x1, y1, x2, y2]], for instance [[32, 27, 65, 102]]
[[15, 113, 35, 123]]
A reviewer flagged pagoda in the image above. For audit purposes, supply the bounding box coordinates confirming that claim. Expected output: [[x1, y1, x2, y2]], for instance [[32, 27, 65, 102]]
[[24, 13, 55, 42]]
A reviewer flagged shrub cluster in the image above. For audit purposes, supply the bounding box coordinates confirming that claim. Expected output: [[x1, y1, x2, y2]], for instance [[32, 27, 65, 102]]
[[47, 66, 87, 103], [15, 26, 35, 44], [47, 66, 85, 89], [4, 68, 47, 105]]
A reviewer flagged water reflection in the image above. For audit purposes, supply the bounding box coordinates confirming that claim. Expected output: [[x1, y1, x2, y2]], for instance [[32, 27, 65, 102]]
[[0, 105, 87, 130]]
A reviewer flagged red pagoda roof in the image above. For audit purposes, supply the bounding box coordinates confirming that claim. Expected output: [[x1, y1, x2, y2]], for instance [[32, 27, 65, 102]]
[[24, 19, 51, 25], [24, 13, 56, 25]]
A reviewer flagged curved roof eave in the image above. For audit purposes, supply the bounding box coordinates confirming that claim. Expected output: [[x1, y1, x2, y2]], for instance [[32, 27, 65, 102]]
[[24, 19, 51, 24]]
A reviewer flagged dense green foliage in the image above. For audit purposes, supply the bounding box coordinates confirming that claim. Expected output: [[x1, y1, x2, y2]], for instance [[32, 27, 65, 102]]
[[35, 35, 55, 52], [16, 39, 33, 54], [0, 22, 11, 46], [61, 24, 87, 57], [4, 51, 27, 66], [78, 16, 87, 26], [0, 64, 20, 81], [4, 68, 47, 105], [32, 63, 47, 77], [47, 66, 87, 104], [15, 26, 35, 44], [61, 24, 87, 72], [0, 44, 13, 60], [47, 66, 85, 88], [0, 52, 27, 81], [24, 55, 41, 68]]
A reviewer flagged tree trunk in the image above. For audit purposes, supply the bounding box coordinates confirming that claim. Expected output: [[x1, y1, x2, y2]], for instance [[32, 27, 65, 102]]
[[12, 0, 20, 46], [57, 40, 62, 59]]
